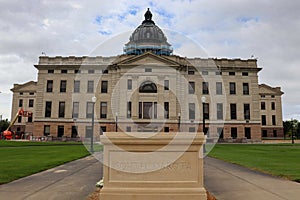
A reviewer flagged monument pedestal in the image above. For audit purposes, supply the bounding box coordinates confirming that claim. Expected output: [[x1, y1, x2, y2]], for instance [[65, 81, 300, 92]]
[[99, 132, 207, 200]]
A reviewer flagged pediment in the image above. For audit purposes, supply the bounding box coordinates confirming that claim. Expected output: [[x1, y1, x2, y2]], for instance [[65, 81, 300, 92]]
[[114, 52, 181, 67], [11, 81, 37, 92], [259, 84, 283, 95]]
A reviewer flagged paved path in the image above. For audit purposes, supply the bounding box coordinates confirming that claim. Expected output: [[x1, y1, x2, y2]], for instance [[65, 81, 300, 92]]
[[0, 155, 102, 200], [204, 157, 300, 200], [1, 153, 300, 200]]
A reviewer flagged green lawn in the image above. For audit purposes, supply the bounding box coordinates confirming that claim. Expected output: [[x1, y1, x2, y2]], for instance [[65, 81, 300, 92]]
[[208, 144, 300, 182], [0, 141, 91, 184]]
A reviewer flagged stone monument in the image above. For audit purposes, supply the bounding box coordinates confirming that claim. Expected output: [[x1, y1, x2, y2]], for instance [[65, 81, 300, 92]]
[[99, 132, 207, 200]]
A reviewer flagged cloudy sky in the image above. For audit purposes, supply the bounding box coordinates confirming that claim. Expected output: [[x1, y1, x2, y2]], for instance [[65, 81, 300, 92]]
[[0, 0, 299, 120]]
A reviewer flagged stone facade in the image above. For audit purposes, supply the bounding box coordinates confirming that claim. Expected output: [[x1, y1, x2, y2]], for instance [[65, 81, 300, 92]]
[[259, 84, 284, 138], [10, 9, 284, 142]]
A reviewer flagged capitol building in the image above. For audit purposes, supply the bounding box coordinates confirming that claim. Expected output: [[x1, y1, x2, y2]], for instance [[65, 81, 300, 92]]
[[10, 9, 284, 142]]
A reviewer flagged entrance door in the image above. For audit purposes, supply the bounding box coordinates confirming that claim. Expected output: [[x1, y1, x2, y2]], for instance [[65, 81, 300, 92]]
[[143, 102, 152, 119]]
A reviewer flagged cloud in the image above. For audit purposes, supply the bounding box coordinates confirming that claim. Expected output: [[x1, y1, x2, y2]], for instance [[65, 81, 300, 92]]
[[0, 0, 300, 121]]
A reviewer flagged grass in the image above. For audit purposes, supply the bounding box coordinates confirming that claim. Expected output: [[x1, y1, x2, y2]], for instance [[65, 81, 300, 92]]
[[0, 141, 91, 184], [208, 144, 300, 182]]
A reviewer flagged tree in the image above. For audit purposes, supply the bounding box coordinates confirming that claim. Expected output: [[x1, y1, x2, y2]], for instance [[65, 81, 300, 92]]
[[0, 119, 10, 132], [283, 119, 299, 139]]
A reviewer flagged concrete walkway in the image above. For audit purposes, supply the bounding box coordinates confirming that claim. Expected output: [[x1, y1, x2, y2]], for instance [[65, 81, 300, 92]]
[[0, 155, 102, 200], [204, 157, 300, 200], [1, 154, 299, 200]]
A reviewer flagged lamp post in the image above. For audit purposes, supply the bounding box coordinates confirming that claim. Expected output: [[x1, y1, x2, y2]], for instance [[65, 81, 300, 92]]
[[178, 113, 181, 132], [201, 96, 206, 135], [291, 119, 295, 144], [115, 112, 118, 132], [91, 96, 96, 153]]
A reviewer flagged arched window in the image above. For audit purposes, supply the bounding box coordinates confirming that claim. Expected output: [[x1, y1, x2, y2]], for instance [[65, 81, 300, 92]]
[[139, 81, 157, 93]]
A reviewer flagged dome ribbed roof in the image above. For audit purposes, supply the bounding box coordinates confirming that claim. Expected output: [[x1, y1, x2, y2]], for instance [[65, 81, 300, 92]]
[[124, 8, 173, 56]]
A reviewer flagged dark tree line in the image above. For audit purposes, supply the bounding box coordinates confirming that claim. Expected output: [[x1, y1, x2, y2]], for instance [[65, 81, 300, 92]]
[[0, 119, 10, 132], [283, 119, 300, 139]]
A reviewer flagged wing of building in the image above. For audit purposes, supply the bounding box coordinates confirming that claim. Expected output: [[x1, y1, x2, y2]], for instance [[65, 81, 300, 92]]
[[10, 9, 284, 142]]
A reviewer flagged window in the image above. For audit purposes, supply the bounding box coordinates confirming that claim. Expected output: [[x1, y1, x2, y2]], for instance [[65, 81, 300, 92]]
[[245, 127, 251, 139], [231, 127, 237, 139], [188, 70, 195, 75], [229, 82, 236, 95], [242, 72, 248, 76], [58, 102, 65, 118], [204, 103, 209, 119], [217, 103, 223, 120], [127, 101, 132, 118], [128, 79, 132, 90], [217, 128, 224, 139], [44, 125, 50, 136], [139, 81, 157, 93], [18, 116, 22, 123], [100, 102, 107, 118], [126, 126, 132, 132], [164, 127, 169, 132], [261, 115, 266, 126], [154, 102, 157, 119], [243, 83, 249, 95], [28, 113, 33, 122], [189, 103, 195, 120], [230, 104, 237, 120], [88, 69, 95, 74], [85, 126, 92, 138], [75, 69, 81, 74], [102, 69, 108, 74], [202, 71, 208, 75], [262, 130, 268, 137], [271, 102, 276, 110], [86, 102, 94, 118], [261, 102, 266, 110], [189, 127, 196, 132], [164, 80, 169, 90], [215, 71, 222, 75], [261, 95, 265, 98], [48, 69, 54, 73], [87, 80, 94, 93], [72, 102, 79, 118], [189, 82, 195, 94], [101, 81, 108, 93], [47, 80, 53, 92], [139, 102, 142, 119], [74, 80, 80, 93], [19, 99, 23, 107], [244, 104, 250, 120], [60, 80, 67, 93], [229, 72, 235, 76], [45, 101, 52, 118], [164, 102, 169, 119], [216, 82, 222, 95], [29, 92, 34, 95], [19, 92, 23, 95], [145, 68, 152, 72], [271, 95, 275, 98], [202, 82, 209, 94], [71, 126, 78, 138], [100, 126, 106, 135], [61, 69, 67, 74], [273, 130, 277, 137], [29, 99, 34, 107], [272, 115, 276, 125]]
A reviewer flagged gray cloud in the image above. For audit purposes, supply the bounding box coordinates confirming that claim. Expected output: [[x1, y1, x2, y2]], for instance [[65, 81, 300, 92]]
[[0, 0, 299, 120]]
